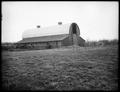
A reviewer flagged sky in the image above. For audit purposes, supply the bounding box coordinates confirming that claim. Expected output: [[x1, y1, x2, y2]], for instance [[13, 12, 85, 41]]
[[2, 1, 119, 42]]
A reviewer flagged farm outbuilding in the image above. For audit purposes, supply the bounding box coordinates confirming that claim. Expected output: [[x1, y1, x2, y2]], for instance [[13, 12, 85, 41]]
[[18, 22, 85, 49]]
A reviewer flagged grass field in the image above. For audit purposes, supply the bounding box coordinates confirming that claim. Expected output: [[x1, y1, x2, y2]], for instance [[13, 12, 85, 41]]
[[2, 45, 118, 91]]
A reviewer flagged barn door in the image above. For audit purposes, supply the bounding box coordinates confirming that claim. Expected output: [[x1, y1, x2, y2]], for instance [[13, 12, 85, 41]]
[[72, 34, 78, 45]]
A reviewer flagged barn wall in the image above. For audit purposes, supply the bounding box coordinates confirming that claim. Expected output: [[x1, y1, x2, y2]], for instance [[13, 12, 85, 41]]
[[72, 34, 78, 45], [16, 41, 63, 50], [16, 37, 85, 50], [77, 37, 85, 46], [48, 41, 60, 48], [21, 37, 85, 49], [18, 42, 48, 49], [33, 42, 48, 49], [57, 41, 62, 47], [49, 41, 62, 48], [62, 36, 72, 46], [62, 36, 85, 47]]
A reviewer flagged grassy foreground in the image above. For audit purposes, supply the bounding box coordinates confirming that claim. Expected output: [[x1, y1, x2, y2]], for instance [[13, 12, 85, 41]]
[[2, 46, 118, 91]]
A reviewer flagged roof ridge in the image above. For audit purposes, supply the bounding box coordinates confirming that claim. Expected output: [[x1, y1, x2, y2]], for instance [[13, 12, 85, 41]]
[[24, 23, 72, 32]]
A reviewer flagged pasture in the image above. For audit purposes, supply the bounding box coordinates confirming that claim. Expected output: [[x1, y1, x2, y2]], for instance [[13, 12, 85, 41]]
[[2, 45, 118, 91]]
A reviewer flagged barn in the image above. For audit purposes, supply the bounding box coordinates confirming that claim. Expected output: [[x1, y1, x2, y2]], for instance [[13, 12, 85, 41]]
[[18, 22, 85, 50]]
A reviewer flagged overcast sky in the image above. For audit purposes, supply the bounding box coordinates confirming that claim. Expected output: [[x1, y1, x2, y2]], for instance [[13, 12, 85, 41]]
[[2, 1, 118, 42]]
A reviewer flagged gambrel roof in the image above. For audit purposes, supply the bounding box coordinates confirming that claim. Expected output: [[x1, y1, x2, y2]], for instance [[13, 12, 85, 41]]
[[22, 23, 72, 39], [19, 22, 82, 43]]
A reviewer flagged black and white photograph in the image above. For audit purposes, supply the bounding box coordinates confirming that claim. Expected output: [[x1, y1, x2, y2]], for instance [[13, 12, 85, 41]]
[[1, 1, 118, 91]]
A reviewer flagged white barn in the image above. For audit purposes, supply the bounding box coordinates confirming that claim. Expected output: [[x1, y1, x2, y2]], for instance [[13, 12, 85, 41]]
[[18, 22, 85, 49]]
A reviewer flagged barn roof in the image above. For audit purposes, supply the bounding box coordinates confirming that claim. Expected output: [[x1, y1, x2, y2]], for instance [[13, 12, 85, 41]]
[[18, 34, 68, 43], [22, 23, 72, 39], [79, 36, 85, 41]]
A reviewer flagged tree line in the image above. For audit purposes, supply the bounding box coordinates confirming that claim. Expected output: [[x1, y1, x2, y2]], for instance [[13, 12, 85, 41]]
[[2, 39, 118, 51]]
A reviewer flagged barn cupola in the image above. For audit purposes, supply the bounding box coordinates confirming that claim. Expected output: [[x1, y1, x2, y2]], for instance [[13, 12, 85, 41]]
[[58, 22, 62, 25], [37, 25, 40, 28]]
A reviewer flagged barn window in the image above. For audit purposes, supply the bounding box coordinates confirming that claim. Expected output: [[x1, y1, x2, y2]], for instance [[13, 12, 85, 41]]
[[72, 23, 77, 34]]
